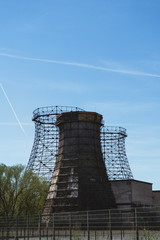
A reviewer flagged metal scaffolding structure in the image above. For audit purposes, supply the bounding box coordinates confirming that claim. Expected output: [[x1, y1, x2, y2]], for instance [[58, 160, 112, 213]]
[[26, 106, 84, 181], [101, 126, 133, 180], [27, 106, 133, 181]]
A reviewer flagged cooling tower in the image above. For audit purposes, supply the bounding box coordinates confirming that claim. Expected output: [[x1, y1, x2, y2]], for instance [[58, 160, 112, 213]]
[[43, 111, 116, 214], [26, 106, 84, 181]]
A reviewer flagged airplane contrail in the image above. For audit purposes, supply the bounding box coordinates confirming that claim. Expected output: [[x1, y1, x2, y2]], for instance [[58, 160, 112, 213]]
[[0, 52, 160, 78], [0, 83, 26, 135], [0, 122, 32, 126]]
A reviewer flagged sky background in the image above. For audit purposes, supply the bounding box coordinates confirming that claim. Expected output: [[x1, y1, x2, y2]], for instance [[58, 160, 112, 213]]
[[0, 0, 160, 189]]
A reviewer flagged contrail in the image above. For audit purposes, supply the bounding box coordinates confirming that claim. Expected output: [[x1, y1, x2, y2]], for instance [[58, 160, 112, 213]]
[[0, 122, 32, 126], [0, 52, 160, 78], [0, 83, 26, 135]]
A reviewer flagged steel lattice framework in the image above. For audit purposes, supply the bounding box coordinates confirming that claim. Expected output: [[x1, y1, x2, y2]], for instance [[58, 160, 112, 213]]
[[27, 106, 133, 181], [26, 106, 84, 181], [101, 126, 133, 180]]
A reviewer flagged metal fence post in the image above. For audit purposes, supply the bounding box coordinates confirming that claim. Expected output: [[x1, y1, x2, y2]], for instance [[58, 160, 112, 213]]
[[27, 215, 29, 240], [2, 228, 4, 239], [69, 213, 72, 240], [6, 216, 9, 240], [39, 214, 41, 240], [87, 211, 90, 240], [135, 208, 139, 240], [52, 213, 55, 240], [109, 209, 112, 240], [16, 215, 18, 239]]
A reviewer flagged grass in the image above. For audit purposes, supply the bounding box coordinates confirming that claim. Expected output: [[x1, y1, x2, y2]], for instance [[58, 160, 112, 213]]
[[140, 229, 159, 240]]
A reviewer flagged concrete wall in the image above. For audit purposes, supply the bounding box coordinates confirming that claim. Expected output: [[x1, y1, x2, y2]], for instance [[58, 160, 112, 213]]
[[111, 180, 152, 208], [111, 180, 132, 207], [131, 180, 152, 206], [152, 191, 160, 206]]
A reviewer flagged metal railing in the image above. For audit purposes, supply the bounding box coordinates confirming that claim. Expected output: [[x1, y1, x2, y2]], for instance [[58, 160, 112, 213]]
[[0, 207, 160, 239]]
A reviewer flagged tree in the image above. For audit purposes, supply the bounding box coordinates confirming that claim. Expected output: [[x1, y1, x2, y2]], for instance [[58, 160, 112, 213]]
[[0, 164, 49, 216]]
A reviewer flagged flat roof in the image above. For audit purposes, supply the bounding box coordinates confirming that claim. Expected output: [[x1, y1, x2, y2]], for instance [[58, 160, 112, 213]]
[[110, 179, 152, 185]]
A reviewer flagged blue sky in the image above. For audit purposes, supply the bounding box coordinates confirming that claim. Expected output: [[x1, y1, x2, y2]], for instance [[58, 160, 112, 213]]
[[0, 0, 160, 189]]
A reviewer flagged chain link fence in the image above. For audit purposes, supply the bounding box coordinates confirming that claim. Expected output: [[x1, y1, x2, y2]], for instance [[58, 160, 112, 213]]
[[0, 206, 160, 239]]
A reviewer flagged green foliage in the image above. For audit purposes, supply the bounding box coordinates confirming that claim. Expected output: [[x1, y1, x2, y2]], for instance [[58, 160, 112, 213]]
[[140, 229, 159, 240], [72, 232, 81, 240], [0, 164, 49, 216]]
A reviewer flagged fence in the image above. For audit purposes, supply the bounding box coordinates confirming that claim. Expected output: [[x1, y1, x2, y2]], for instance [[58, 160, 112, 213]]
[[0, 206, 160, 239]]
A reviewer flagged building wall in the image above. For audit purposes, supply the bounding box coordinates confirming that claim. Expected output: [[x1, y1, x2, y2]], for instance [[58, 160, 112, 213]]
[[111, 180, 152, 208], [110, 180, 132, 208], [152, 191, 160, 206], [131, 180, 152, 206]]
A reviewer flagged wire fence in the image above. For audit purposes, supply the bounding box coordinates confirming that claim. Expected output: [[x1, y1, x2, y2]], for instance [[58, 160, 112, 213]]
[[0, 206, 160, 239]]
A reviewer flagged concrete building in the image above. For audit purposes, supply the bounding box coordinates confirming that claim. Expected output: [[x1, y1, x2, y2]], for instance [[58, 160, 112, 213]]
[[152, 191, 160, 206], [111, 179, 160, 209]]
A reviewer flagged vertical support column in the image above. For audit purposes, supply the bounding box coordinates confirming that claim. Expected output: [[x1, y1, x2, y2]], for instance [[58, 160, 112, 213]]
[[16, 215, 18, 239], [6, 216, 9, 240], [69, 213, 72, 240], [2, 227, 4, 240], [135, 208, 139, 240], [39, 215, 41, 240], [120, 212, 123, 240], [109, 210, 112, 240], [87, 211, 90, 240], [27, 215, 29, 240], [52, 213, 55, 240]]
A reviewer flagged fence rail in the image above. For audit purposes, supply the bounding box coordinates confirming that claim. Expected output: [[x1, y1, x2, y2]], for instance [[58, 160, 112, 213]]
[[0, 206, 160, 239]]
